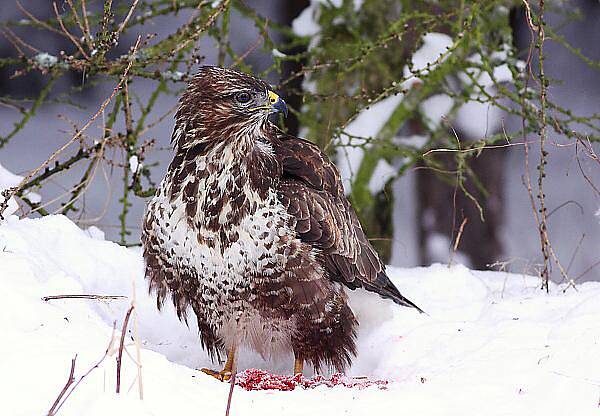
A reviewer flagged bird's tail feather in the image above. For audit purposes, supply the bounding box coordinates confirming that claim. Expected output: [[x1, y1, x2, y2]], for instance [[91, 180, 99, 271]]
[[364, 271, 425, 314]]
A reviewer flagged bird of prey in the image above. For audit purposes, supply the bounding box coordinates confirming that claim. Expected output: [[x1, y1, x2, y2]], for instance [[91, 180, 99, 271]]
[[142, 66, 421, 380]]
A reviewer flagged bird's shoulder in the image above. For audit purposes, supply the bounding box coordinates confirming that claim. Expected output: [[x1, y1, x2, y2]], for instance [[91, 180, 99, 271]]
[[270, 132, 344, 198], [269, 131, 382, 281], [267, 131, 422, 312]]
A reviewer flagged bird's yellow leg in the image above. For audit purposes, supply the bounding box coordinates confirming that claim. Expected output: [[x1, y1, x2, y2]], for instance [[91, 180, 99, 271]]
[[201, 349, 235, 381], [294, 355, 304, 375]]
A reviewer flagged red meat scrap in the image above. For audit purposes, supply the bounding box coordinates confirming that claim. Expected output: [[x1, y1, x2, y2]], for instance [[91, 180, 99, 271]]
[[235, 369, 389, 391]]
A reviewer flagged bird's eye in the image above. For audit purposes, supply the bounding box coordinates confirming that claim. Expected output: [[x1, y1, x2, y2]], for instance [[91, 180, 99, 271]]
[[235, 92, 252, 104]]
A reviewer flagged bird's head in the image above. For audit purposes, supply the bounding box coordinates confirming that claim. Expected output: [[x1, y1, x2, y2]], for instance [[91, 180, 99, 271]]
[[173, 66, 287, 148]]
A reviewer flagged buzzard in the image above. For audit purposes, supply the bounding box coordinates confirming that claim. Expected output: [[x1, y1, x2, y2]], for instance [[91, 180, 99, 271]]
[[142, 66, 421, 380]]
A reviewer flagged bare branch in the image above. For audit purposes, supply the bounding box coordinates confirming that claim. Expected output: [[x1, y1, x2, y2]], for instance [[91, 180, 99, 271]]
[[42, 294, 127, 302], [0, 36, 142, 219], [116, 305, 135, 394], [225, 363, 237, 416], [47, 356, 76, 416], [16, 0, 66, 37], [65, 0, 93, 50], [118, 0, 140, 34], [50, 323, 117, 416], [52, 2, 90, 60]]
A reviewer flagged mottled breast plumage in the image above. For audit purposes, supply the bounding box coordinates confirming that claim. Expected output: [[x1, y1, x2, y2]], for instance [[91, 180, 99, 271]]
[[141, 66, 421, 373]]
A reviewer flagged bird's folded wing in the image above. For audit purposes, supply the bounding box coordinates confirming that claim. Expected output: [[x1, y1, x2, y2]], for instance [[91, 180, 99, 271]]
[[274, 134, 384, 285], [274, 134, 423, 312]]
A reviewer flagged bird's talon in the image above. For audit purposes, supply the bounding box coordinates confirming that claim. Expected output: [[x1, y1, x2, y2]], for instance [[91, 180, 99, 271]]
[[201, 367, 232, 381]]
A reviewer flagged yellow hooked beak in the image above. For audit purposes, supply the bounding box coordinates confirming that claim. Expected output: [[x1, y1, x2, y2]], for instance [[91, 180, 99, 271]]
[[268, 91, 288, 117]]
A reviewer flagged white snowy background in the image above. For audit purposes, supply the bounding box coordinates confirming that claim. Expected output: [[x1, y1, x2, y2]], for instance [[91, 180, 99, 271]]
[[1, 155, 599, 416], [1, 2, 599, 415], [1, 212, 599, 415]]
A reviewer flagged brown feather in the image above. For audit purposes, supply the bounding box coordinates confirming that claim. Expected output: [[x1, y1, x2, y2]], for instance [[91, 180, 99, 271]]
[[142, 67, 421, 377], [273, 133, 423, 312]]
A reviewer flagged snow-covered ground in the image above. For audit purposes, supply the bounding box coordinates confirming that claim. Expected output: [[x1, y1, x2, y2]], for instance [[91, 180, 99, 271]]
[[1, 214, 599, 415]]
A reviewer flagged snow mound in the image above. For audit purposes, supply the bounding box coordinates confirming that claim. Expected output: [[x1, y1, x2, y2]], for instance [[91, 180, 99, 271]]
[[0, 162, 41, 216], [1, 214, 600, 415]]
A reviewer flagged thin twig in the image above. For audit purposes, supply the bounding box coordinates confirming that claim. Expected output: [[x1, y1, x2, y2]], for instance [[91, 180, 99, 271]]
[[47, 355, 76, 416], [65, 0, 93, 50], [225, 364, 237, 416], [172, 0, 231, 56], [566, 233, 585, 274], [421, 141, 526, 157], [131, 269, 144, 399], [2, 26, 41, 54], [51, 323, 117, 415], [575, 141, 600, 196], [546, 200, 584, 219], [231, 18, 268, 68], [449, 216, 468, 267], [0, 36, 141, 219], [0, 74, 58, 149], [42, 294, 127, 302], [16, 0, 66, 37], [118, 0, 140, 34], [116, 305, 135, 394], [80, 0, 92, 44], [52, 2, 90, 60], [574, 260, 600, 283]]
